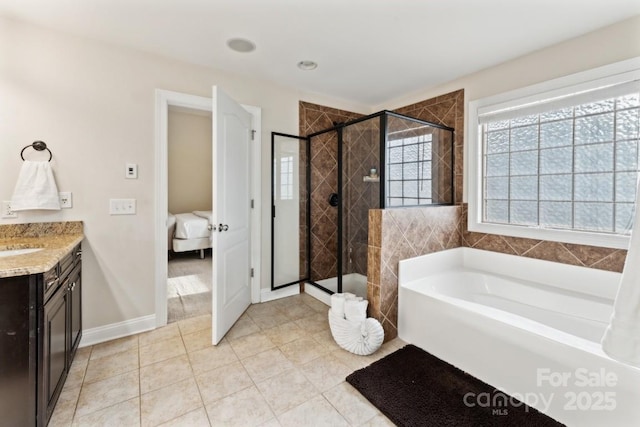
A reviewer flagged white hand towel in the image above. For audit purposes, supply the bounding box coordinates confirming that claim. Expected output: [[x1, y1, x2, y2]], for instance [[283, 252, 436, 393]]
[[11, 161, 61, 210], [344, 299, 368, 322]]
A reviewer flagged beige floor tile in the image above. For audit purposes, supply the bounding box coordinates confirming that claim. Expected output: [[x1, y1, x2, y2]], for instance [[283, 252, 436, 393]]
[[330, 348, 377, 371], [177, 314, 212, 336], [241, 348, 294, 383], [311, 329, 342, 353], [262, 321, 306, 347], [140, 354, 193, 394], [323, 382, 379, 425], [139, 336, 186, 366], [90, 335, 138, 360], [139, 322, 181, 347], [279, 303, 315, 321], [182, 328, 214, 353], [73, 346, 92, 363], [250, 312, 291, 330], [300, 295, 329, 313], [141, 377, 203, 427], [225, 315, 260, 341], [279, 337, 327, 365], [229, 331, 275, 359], [246, 302, 283, 318], [258, 418, 282, 427], [83, 348, 138, 384], [256, 368, 319, 415], [75, 370, 139, 418], [65, 357, 89, 389], [72, 397, 140, 427], [196, 360, 254, 404], [277, 395, 349, 427], [299, 354, 353, 392], [358, 414, 396, 427], [157, 407, 210, 427], [188, 340, 238, 375], [49, 385, 81, 427], [205, 386, 274, 427], [294, 312, 329, 334]]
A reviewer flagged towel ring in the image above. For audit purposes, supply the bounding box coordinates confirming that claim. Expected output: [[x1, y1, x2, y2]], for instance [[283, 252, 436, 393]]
[[20, 140, 52, 162]]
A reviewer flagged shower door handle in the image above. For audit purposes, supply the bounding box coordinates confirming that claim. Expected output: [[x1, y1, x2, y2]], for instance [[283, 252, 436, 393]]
[[328, 193, 339, 207]]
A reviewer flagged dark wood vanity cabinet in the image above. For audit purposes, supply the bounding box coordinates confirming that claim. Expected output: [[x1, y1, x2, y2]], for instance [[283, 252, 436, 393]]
[[0, 244, 82, 427]]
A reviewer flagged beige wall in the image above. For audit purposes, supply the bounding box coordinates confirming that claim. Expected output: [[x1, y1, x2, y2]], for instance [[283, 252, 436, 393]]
[[168, 110, 212, 214], [0, 16, 330, 330], [2, 13, 639, 334], [379, 15, 640, 203], [382, 16, 640, 111]]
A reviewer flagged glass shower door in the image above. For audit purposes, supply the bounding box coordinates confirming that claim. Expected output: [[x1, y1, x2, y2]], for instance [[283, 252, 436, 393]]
[[341, 116, 382, 297], [271, 132, 309, 290]]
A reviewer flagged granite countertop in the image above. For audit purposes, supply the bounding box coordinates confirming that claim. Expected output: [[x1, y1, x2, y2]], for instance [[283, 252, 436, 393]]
[[0, 221, 84, 278]]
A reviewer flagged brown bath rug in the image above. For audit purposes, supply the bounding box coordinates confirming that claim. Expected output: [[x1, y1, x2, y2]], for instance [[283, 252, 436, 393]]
[[346, 344, 564, 427]]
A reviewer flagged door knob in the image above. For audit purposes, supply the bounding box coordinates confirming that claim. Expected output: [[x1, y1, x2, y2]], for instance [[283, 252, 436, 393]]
[[208, 224, 217, 232]]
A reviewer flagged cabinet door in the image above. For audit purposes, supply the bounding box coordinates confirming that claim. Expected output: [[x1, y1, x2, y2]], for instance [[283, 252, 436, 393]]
[[43, 284, 68, 421], [68, 264, 82, 362], [0, 276, 37, 426]]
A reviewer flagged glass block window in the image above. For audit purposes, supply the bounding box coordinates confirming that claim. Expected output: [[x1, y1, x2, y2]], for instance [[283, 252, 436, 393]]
[[279, 156, 293, 200], [482, 87, 640, 235], [386, 133, 433, 206]]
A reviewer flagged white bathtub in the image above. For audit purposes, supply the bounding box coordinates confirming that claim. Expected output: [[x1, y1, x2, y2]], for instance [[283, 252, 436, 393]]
[[398, 247, 640, 427]]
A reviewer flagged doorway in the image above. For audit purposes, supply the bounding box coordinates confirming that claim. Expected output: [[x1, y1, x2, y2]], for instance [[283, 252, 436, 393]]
[[154, 89, 262, 329], [167, 106, 213, 323]]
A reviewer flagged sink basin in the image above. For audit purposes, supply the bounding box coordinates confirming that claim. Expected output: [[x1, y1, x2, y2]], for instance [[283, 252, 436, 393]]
[[0, 248, 43, 258]]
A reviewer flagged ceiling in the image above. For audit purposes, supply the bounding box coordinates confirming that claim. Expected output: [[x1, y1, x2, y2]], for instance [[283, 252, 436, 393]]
[[1, 0, 639, 107]]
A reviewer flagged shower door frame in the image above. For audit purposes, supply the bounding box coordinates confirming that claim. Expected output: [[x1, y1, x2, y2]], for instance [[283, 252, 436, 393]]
[[270, 132, 311, 291], [272, 110, 455, 295], [305, 111, 389, 295]]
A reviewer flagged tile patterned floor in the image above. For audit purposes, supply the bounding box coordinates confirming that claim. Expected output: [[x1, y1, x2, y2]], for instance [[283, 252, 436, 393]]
[[167, 253, 212, 323], [50, 293, 404, 426]]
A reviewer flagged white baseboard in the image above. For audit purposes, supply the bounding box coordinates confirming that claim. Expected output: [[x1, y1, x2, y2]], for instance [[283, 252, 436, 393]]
[[80, 314, 156, 347], [304, 283, 331, 306], [260, 285, 300, 302]]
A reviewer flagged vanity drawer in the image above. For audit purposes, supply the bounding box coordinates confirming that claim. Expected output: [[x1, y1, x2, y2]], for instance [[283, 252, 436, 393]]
[[42, 265, 59, 303]]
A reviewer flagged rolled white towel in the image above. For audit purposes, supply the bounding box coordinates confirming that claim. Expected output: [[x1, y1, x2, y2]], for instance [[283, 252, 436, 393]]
[[344, 299, 368, 322], [328, 310, 384, 356], [330, 294, 346, 319]]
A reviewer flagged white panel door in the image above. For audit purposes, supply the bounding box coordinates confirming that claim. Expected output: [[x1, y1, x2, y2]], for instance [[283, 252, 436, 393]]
[[212, 86, 252, 344]]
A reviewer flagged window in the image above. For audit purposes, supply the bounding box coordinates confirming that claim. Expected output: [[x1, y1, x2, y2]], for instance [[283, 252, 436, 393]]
[[468, 59, 640, 249], [279, 156, 293, 200], [386, 133, 433, 206]]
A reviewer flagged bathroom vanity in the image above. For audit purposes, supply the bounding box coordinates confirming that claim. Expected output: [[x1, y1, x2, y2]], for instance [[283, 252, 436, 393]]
[[0, 222, 83, 426]]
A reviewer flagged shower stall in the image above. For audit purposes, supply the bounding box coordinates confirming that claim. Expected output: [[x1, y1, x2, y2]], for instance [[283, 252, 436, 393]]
[[271, 111, 454, 299]]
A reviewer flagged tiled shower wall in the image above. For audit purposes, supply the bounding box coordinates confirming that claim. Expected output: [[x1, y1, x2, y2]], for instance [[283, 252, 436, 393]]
[[299, 102, 362, 282], [343, 120, 380, 277], [367, 206, 463, 340]]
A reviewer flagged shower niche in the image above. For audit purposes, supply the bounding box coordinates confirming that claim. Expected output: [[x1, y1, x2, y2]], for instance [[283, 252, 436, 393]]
[[271, 111, 454, 298]]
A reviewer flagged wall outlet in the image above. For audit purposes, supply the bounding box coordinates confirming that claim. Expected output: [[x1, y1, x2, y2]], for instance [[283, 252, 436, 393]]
[[2, 201, 17, 218], [109, 198, 136, 215], [59, 192, 73, 208]]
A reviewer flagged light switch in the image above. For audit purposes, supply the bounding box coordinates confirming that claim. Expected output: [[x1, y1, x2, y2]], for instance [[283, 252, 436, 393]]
[[109, 198, 136, 215], [126, 163, 138, 179]]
